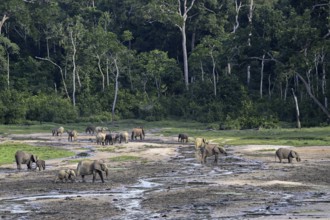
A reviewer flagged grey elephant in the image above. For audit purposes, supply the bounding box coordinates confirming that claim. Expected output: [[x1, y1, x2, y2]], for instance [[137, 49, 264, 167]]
[[76, 160, 109, 183], [36, 159, 46, 171], [95, 126, 109, 133], [200, 144, 228, 164], [15, 150, 38, 170], [119, 131, 129, 143], [105, 133, 116, 145], [54, 169, 76, 183], [178, 133, 188, 143], [131, 127, 145, 140], [96, 132, 106, 145], [85, 125, 96, 134], [52, 126, 64, 136], [67, 130, 78, 142], [275, 148, 301, 163]]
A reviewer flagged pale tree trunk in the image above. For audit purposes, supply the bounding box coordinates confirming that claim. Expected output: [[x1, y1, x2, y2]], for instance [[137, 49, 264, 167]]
[[284, 76, 288, 101], [227, 63, 231, 75], [35, 56, 70, 100], [296, 73, 330, 119], [0, 14, 9, 35], [106, 58, 110, 87], [200, 61, 204, 82], [175, 0, 196, 90], [70, 30, 76, 107], [247, 0, 254, 46], [268, 74, 271, 98], [247, 65, 250, 86], [210, 48, 216, 96], [260, 54, 265, 98], [96, 54, 105, 92], [320, 50, 328, 108], [112, 58, 120, 124], [232, 0, 242, 33], [291, 88, 301, 129]]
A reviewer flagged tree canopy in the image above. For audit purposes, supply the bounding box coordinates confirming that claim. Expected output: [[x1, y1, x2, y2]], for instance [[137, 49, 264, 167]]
[[0, 0, 330, 128]]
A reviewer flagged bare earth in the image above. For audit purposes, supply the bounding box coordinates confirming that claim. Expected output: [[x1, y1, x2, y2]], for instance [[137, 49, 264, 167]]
[[1, 130, 330, 220]]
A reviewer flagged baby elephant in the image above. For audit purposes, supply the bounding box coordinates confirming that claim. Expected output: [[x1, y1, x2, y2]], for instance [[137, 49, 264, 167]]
[[36, 160, 46, 171], [200, 144, 228, 164], [178, 133, 188, 143], [275, 148, 301, 163], [54, 169, 76, 183]]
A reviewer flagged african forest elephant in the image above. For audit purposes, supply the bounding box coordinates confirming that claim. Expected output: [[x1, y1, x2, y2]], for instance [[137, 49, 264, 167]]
[[36, 159, 46, 171], [178, 133, 189, 143], [76, 160, 109, 183], [131, 127, 145, 140], [85, 125, 96, 134], [15, 151, 38, 170], [96, 132, 106, 145], [119, 131, 129, 143], [54, 169, 76, 183], [275, 148, 301, 163], [52, 126, 64, 136], [195, 138, 207, 150], [67, 130, 78, 142], [105, 133, 116, 145], [200, 144, 228, 164]]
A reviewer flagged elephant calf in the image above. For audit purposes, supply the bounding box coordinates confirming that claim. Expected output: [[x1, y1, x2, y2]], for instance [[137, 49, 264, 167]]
[[178, 133, 189, 143], [67, 130, 78, 142], [275, 148, 301, 163], [105, 133, 116, 145], [200, 144, 228, 164], [36, 159, 46, 171], [54, 169, 76, 183]]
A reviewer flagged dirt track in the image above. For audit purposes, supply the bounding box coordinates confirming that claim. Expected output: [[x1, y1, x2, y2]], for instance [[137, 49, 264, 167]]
[[0, 131, 330, 219]]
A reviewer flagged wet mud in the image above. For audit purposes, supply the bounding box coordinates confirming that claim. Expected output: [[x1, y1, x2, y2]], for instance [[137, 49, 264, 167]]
[[0, 132, 330, 219]]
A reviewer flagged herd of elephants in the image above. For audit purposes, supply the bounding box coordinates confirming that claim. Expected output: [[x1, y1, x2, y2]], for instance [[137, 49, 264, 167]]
[[13, 125, 301, 184]]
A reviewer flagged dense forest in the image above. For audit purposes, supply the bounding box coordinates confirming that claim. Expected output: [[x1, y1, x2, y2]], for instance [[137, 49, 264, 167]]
[[0, 0, 330, 128]]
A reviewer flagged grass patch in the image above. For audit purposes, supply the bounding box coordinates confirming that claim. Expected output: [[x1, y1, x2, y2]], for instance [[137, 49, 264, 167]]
[[0, 143, 75, 165], [99, 147, 116, 152], [109, 155, 143, 162]]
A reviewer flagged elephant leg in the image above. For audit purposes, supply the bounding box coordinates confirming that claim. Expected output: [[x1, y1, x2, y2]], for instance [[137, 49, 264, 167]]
[[82, 175, 86, 182], [93, 172, 96, 183], [214, 154, 218, 164], [288, 157, 292, 163], [98, 170, 104, 183]]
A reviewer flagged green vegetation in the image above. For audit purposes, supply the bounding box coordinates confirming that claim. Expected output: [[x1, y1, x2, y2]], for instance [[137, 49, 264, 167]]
[[0, 143, 75, 165], [0, 1, 330, 128], [109, 155, 144, 162]]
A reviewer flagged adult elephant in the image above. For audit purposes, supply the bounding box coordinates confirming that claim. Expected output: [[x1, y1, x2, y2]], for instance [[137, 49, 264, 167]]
[[96, 132, 106, 145], [15, 151, 38, 170], [85, 125, 96, 134], [52, 126, 64, 136], [67, 130, 78, 142], [76, 160, 109, 183], [131, 127, 145, 140]]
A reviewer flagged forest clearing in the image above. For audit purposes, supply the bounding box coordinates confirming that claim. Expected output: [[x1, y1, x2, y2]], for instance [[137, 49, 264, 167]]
[[0, 126, 330, 219]]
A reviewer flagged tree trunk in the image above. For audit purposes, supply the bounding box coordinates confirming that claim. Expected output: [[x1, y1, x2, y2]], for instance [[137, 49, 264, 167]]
[[112, 58, 120, 124], [247, 65, 250, 86], [97, 54, 105, 92], [210, 49, 216, 96], [296, 73, 330, 119], [0, 14, 9, 35], [291, 88, 301, 129], [6, 51, 9, 89], [70, 30, 76, 106], [260, 54, 265, 98]]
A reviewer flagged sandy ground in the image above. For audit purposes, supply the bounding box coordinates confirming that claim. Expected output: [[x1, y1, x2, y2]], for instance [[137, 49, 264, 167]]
[[0, 130, 330, 219]]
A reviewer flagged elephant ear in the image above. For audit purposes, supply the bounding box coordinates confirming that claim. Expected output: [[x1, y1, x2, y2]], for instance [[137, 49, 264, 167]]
[[32, 155, 38, 162], [290, 151, 296, 158]]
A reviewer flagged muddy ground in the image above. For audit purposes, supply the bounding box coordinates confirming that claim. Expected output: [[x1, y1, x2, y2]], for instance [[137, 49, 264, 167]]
[[0, 130, 330, 220]]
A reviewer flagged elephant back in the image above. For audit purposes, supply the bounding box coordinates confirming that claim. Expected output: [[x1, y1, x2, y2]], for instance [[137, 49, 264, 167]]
[[76, 160, 94, 175]]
